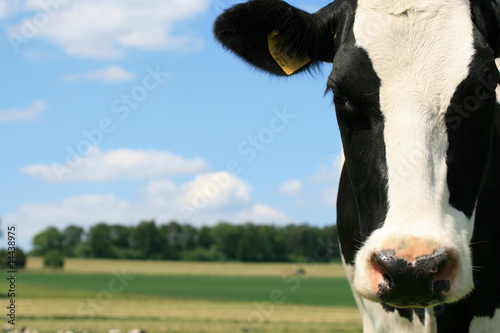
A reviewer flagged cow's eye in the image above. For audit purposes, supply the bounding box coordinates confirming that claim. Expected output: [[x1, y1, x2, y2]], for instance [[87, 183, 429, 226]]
[[334, 95, 348, 104], [332, 87, 348, 105], [327, 79, 349, 104]]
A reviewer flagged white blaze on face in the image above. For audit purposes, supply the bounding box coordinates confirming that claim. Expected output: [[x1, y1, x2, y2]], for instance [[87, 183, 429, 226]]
[[351, 0, 476, 302]]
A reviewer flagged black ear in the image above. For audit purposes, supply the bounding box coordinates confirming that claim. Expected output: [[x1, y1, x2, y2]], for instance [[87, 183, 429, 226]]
[[472, 0, 500, 58], [213, 0, 337, 76]]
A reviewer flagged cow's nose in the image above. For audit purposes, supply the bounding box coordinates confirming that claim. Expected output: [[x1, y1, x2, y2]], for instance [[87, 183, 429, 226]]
[[371, 248, 454, 307]]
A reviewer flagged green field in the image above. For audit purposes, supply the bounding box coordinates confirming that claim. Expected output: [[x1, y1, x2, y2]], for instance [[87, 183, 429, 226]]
[[2, 258, 362, 332]]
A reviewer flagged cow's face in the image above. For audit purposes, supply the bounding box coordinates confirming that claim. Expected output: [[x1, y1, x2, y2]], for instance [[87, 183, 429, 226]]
[[214, 0, 499, 308]]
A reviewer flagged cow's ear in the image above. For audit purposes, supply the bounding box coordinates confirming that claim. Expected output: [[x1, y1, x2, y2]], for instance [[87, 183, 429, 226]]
[[213, 0, 337, 76], [472, 1, 500, 58]]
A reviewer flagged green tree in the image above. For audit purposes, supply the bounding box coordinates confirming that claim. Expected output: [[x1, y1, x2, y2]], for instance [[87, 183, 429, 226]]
[[28, 221, 341, 262], [109, 225, 139, 259], [110, 225, 132, 248], [286, 224, 318, 262], [130, 220, 162, 259], [236, 224, 285, 262], [258, 224, 284, 262], [198, 226, 214, 249], [316, 226, 340, 261], [156, 222, 200, 260], [87, 223, 114, 258], [179, 224, 199, 252], [274, 225, 292, 262], [210, 222, 242, 261], [236, 223, 260, 261], [44, 249, 64, 268], [62, 225, 84, 257], [31, 226, 65, 256], [158, 221, 184, 260], [15, 247, 27, 268], [180, 245, 226, 261], [0, 248, 27, 269], [74, 242, 92, 258]]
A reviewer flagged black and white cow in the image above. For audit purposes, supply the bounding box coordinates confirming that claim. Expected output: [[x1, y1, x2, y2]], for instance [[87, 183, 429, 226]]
[[214, 0, 500, 331]]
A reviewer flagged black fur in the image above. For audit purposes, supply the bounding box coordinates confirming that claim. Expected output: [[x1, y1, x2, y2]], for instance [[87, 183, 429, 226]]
[[333, 11, 387, 267], [437, 103, 500, 332], [213, 0, 338, 76], [470, 0, 500, 57], [445, 28, 500, 218], [332, 44, 388, 246], [383, 304, 426, 326], [336, 165, 359, 265]]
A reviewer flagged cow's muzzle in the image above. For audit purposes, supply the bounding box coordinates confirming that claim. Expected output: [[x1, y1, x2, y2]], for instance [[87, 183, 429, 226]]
[[370, 248, 456, 307]]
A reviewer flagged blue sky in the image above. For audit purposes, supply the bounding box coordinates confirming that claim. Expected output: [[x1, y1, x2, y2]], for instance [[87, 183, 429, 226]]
[[0, 0, 343, 250]]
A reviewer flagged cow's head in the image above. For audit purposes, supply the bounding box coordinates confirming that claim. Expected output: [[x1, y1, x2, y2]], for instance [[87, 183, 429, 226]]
[[214, 0, 500, 308]]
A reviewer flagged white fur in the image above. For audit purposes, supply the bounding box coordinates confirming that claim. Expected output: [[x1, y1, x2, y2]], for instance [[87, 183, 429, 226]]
[[351, 0, 476, 317], [469, 308, 500, 333], [342, 258, 436, 332], [496, 59, 500, 104]]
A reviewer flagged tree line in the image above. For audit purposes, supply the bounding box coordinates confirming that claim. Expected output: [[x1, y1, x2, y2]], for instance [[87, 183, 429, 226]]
[[31, 221, 341, 262]]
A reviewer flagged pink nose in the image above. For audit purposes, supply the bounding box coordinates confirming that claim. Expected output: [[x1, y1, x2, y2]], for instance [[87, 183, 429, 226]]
[[369, 248, 456, 307]]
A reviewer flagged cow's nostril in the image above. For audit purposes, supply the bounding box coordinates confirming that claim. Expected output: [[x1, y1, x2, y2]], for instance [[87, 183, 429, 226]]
[[373, 249, 400, 275], [433, 280, 451, 293], [415, 248, 450, 274], [371, 248, 454, 307]]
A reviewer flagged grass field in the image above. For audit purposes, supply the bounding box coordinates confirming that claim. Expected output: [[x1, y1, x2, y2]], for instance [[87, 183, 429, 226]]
[[24, 257, 348, 278], [2, 258, 362, 333]]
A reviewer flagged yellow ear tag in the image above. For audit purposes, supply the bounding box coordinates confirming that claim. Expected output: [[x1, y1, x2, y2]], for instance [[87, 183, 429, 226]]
[[267, 31, 311, 75]]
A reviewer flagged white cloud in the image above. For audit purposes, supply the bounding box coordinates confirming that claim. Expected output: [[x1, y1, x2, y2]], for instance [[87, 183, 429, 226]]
[[9, 0, 210, 59], [0, 1, 7, 18], [10, 194, 130, 225], [179, 172, 252, 212], [22, 147, 209, 183], [4, 173, 292, 247], [321, 185, 339, 208], [63, 66, 136, 84], [3, 193, 131, 248], [143, 172, 290, 224], [0, 0, 21, 19], [279, 179, 303, 196], [309, 155, 343, 184], [233, 203, 291, 225], [308, 154, 343, 208], [142, 172, 258, 220], [277, 154, 343, 210], [0, 100, 47, 123]]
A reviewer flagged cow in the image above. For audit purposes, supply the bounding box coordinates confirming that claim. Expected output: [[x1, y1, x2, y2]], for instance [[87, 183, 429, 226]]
[[214, 0, 500, 331]]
